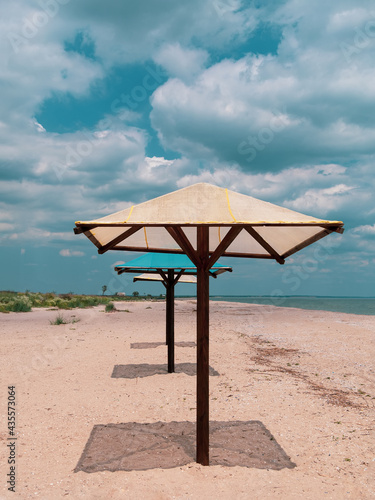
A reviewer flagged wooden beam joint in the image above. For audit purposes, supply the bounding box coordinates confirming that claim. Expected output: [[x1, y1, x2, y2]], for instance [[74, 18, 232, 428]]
[[166, 226, 200, 267], [245, 226, 285, 265], [98, 225, 142, 254]]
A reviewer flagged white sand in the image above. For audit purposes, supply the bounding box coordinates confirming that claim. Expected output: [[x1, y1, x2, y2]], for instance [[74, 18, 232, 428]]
[[0, 300, 374, 499]]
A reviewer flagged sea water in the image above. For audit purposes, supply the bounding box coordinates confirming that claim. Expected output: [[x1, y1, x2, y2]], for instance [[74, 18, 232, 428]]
[[208, 296, 375, 316]]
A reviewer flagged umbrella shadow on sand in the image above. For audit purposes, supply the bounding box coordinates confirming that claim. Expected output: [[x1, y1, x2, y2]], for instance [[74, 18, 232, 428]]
[[75, 420, 296, 472], [131, 341, 196, 349], [111, 363, 219, 378]]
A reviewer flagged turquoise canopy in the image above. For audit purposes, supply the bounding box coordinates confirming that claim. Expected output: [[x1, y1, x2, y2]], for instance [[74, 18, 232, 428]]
[[115, 252, 232, 276]]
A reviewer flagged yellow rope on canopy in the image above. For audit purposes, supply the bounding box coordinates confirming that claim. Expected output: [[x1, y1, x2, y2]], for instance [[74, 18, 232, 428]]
[[225, 189, 237, 222], [144, 227, 149, 248], [123, 205, 134, 223]]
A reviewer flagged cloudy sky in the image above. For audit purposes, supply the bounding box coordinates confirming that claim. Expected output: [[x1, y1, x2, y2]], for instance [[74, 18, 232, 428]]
[[1, 0, 374, 297]]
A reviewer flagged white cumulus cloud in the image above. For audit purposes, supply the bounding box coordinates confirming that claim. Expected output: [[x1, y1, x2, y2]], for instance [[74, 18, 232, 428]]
[[60, 249, 85, 257]]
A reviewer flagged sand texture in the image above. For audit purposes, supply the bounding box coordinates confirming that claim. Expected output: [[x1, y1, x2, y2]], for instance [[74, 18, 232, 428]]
[[0, 300, 374, 499]]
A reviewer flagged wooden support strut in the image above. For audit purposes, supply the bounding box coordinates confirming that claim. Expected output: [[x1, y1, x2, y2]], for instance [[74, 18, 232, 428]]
[[244, 226, 285, 264], [157, 269, 169, 348], [73, 225, 97, 234], [173, 269, 185, 286], [157, 269, 168, 283], [165, 224, 237, 466], [207, 226, 243, 268], [166, 269, 175, 373], [157, 268, 180, 373], [98, 226, 142, 254], [282, 228, 332, 259], [166, 226, 200, 267], [196, 226, 210, 466]]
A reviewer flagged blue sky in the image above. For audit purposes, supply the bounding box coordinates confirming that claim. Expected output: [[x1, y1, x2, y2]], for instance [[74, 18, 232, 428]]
[[0, 0, 374, 297]]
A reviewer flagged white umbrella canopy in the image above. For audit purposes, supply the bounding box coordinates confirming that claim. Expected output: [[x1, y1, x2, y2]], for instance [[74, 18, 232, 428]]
[[74, 183, 344, 263], [133, 273, 197, 283], [74, 182, 344, 466]]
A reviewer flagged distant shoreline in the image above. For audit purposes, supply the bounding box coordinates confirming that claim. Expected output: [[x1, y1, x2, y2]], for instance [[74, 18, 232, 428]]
[[1, 291, 374, 315]]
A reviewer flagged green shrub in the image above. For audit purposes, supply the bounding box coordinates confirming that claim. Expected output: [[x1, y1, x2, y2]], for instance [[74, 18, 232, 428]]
[[54, 298, 71, 310], [105, 302, 116, 313], [45, 299, 58, 307], [0, 291, 151, 313], [32, 299, 44, 307], [83, 297, 99, 307], [50, 313, 67, 325], [7, 296, 32, 312]]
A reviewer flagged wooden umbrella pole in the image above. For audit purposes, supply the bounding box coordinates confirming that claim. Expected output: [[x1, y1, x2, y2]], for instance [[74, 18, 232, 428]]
[[166, 269, 175, 373], [196, 226, 210, 465]]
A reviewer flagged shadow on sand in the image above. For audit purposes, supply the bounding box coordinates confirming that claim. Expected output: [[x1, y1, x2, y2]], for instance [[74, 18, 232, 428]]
[[130, 341, 196, 349], [111, 363, 219, 378], [75, 420, 296, 472]]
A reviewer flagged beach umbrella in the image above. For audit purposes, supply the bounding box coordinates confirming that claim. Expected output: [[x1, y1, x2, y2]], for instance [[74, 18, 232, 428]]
[[114, 252, 232, 373], [74, 182, 344, 465]]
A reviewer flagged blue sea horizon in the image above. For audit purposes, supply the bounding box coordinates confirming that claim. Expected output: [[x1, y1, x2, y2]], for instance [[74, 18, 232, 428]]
[[177, 296, 375, 316]]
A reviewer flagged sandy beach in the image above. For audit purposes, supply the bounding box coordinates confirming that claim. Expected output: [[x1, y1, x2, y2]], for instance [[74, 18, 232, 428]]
[[0, 300, 374, 499]]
